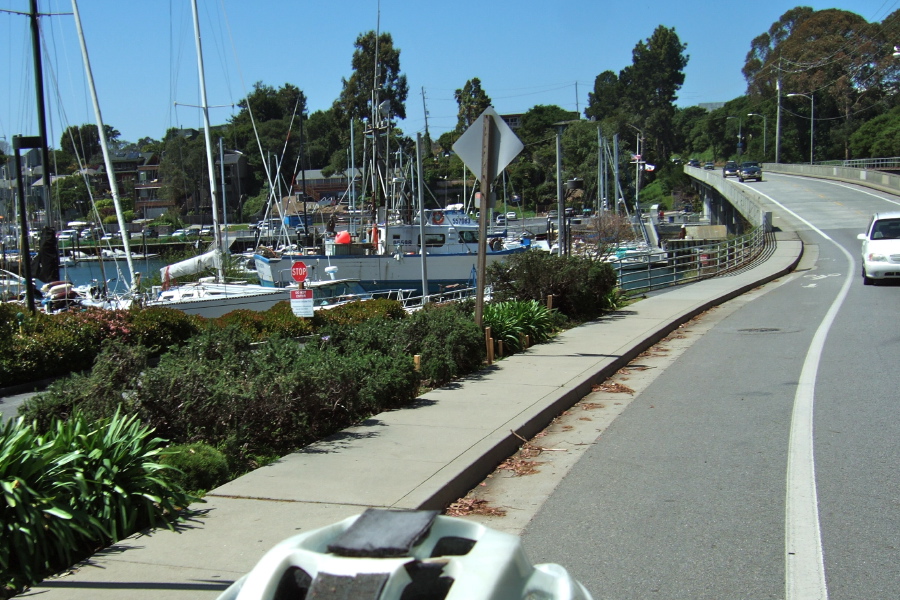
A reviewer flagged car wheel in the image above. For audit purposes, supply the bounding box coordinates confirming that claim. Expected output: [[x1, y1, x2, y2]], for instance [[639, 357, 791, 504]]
[[862, 265, 873, 285], [739, 177, 744, 182]]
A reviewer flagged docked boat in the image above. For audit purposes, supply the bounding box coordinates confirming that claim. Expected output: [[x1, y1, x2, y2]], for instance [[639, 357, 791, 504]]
[[254, 207, 525, 293]]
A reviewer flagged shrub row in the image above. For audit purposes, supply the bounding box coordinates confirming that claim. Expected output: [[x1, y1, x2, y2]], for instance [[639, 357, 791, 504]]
[[486, 251, 621, 321], [20, 300, 486, 476], [0, 412, 192, 597]]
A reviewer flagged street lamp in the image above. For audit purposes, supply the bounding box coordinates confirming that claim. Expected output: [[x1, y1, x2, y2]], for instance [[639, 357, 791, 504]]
[[747, 113, 767, 159], [726, 116, 743, 162], [787, 93, 814, 165]]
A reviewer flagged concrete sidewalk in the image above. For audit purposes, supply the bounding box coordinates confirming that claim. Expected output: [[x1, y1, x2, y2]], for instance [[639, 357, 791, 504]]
[[23, 233, 803, 599]]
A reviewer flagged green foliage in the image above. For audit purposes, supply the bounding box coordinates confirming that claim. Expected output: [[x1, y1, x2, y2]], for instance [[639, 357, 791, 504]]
[[483, 300, 556, 354], [311, 298, 407, 328], [0, 412, 191, 596], [337, 31, 408, 122], [487, 252, 620, 320], [454, 78, 492, 131], [400, 303, 485, 386], [20, 340, 148, 430], [128, 306, 204, 352], [159, 443, 230, 493], [850, 105, 900, 157]]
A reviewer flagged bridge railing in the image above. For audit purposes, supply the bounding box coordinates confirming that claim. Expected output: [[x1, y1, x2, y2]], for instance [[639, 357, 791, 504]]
[[611, 221, 770, 294], [764, 162, 900, 196]]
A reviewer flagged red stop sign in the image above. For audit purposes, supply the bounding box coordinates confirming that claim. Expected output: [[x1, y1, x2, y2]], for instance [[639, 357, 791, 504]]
[[291, 261, 308, 282]]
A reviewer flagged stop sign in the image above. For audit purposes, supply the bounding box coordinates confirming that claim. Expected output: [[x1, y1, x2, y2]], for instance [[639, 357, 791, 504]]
[[291, 261, 308, 283]]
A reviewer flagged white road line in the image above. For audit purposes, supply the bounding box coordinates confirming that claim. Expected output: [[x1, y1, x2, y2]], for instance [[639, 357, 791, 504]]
[[750, 187, 856, 600], [765, 172, 900, 207]]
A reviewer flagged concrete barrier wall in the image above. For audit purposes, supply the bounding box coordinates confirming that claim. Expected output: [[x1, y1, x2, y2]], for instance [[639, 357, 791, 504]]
[[763, 163, 900, 196], [683, 167, 767, 228]]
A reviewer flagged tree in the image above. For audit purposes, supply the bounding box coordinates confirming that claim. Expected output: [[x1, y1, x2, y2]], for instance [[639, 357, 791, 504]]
[[59, 124, 122, 163], [742, 7, 814, 97], [50, 173, 95, 215], [619, 25, 689, 163], [453, 78, 492, 131], [742, 8, 896, 160], [585, 70, 621, 121], [226, 82, 308, 197], [337, 31, 409, 123]]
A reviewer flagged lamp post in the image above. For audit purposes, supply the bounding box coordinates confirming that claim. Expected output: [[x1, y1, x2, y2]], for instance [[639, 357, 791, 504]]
[[787, 93, 814, 165], [747, 113, 767, 159], [726, 116, 743, 162]]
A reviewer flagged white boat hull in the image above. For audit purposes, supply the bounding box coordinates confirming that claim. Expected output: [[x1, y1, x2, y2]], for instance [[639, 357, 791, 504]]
[[146, 283, 291, 319], [255, 250, 519, 291]]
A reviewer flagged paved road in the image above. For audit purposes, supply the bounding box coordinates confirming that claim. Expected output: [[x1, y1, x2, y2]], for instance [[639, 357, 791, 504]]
[[521, 174, 900, 599]]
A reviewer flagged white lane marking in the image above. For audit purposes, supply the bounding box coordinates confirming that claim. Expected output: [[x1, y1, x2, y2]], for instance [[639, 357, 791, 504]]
[[765, 172, 900, 208], [751, 187, 856, 600]]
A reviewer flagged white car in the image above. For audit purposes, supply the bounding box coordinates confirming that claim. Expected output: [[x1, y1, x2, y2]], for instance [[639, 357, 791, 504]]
[[56, 229, 78, 242], [506, 211, 518, 221], [858, 211, 900, 285]]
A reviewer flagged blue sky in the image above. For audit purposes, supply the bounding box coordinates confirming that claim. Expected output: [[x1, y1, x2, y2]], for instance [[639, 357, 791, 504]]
[[0, 0, 896, 150]]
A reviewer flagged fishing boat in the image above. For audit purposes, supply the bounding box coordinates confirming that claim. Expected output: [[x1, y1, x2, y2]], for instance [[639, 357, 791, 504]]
[[254, 207, 525, 293]]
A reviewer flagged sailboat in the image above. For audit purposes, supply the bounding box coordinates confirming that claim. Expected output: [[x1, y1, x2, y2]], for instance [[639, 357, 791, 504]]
[[134, 0, 290, 318]]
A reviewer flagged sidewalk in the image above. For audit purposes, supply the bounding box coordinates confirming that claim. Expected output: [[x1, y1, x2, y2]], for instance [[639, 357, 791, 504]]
[[22, 233, 803, 599]]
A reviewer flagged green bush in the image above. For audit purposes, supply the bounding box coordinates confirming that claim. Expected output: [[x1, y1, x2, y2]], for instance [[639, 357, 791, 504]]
[[159, 443, 230, 493], [487, 252, 619, 320], [0, 412, 191, 597], [128, 306, 204, 353], [399, 303, 485, 386], [311, 298, 407, 328], [483, 300, 556, 354], [20, 340, 149, 430], [259, 301, 314, 339]]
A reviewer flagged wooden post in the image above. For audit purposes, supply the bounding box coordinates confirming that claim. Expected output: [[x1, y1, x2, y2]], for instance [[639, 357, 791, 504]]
[[413, 355, 421, 371], [498, 339, 504, 357], [547, 294, 553, 310], [519, 333, 526, 350], [474, 114, 494, 327], [484, 326, 493, 365]]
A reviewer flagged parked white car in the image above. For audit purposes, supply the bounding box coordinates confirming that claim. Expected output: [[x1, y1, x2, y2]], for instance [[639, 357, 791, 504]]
[[56, 229, 78, 242], [858, 211, 900, 285]]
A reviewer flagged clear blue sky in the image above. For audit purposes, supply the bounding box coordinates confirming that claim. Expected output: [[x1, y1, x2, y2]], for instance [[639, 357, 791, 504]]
[[0, 0, 895, 152]]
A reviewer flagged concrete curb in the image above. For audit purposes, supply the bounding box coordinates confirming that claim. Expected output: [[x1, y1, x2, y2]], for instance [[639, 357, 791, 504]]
[[411, 236, 804, 511]]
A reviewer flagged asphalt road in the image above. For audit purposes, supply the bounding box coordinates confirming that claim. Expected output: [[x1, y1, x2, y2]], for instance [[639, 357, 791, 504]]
[[520, 174, 900, 599]]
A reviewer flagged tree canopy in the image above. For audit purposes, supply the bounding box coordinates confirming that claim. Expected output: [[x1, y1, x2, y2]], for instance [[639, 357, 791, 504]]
[[454, 78, 492, 132], [336, 31, 409, 123]]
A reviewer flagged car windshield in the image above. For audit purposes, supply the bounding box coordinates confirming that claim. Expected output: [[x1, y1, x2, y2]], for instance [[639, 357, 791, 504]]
[[742, 162, 759, 168], [872, 218, 900, 239]]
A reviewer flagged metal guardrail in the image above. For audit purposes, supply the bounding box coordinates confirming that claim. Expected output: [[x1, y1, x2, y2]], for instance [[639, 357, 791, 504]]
[[816, 157, 900, 170], [611, 224, 770, 294]]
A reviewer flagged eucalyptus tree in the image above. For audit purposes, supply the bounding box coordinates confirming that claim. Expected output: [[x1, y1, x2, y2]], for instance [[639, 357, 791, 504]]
[[454, 77, 492, 131], [743, 7, 898, 160], [619, 25, 689, 164], [336, 30, 409, 123]]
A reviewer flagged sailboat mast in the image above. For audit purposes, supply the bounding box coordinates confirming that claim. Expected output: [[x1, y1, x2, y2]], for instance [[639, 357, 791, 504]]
[[71, 0, 136, 290], [190, 0, 224, 281]]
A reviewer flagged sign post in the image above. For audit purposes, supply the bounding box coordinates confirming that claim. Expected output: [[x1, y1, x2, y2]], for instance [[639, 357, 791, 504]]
[[452, 107, 524, 326]]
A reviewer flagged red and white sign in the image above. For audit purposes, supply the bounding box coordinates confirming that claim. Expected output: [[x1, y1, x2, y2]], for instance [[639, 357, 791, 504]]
[[291, 261, 308, 282], [290, 289, 314, 317]]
